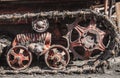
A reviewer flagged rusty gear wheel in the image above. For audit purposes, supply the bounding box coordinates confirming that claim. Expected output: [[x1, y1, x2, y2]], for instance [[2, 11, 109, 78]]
[[7, 46, 32, 70], [45, 45, 70, 70], [65, 17, 112, 60]]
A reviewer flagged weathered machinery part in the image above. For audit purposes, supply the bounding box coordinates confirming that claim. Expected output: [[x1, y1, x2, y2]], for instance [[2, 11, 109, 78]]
[[61, 11, 119, 74], [92, 0, 116, 20], [85, 11, 120, 73], [92, 10, 120, 45], [64, 18, 106, 60], [6, 46, 32, 70], [44, 32, 51, 50], [67, 18, 106, 60], [32, 18, 49, 33], [0, 32, 14, 56], [12, 32, 51, 48], [0, 9, 118, 74], [28, 43, 44, 55], [13, 32, 51, 55], [28, 32, 51, 56], [45, 45, 70, 70], [0, 10, 91, 20]]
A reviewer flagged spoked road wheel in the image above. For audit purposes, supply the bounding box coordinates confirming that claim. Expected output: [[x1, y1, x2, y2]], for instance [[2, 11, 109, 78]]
[[45, 45, 70, 70], [7, 46, 32, 70]]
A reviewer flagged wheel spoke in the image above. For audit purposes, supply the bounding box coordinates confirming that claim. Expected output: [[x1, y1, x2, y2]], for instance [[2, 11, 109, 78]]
[[19, 49, 24, 54], [98, 28, 105, 35], [18, 60, 24, 67], [75, 25, 85, 34], [48, 49, 55, 56], [52, 48, 58, 53], [61, 51, 66, 56], [98, 43, 105, 51], [10, 59, 17, 65], [71, 38, 82, 47], [60, 59, 66, 66], [23, 56, 29, 61], [44, 32, 51, 48], [10, 50, 17, 56]]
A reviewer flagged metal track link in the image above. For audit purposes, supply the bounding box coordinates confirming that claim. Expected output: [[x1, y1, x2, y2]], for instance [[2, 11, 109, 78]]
[[1, 56, 120, 75], [0, 60, 96, 74]]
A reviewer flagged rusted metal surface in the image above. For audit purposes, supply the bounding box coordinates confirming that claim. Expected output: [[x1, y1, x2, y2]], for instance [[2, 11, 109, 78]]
[[8, 32, 52, 70], [65, 18, 106, 59], [12, 32, 51, 47], [45, 45, 70, 70], [13, 32, 51, 55], [2, 10, 117, 71], [0, 0, 119, 73], [7, 46, 32, 70]]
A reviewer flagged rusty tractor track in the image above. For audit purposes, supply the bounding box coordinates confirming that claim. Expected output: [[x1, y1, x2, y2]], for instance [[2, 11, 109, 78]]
[[0, 9, 120, 74]]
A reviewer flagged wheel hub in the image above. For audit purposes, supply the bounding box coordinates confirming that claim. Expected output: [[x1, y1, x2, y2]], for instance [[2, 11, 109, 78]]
[[16, 54, 24, 61], [81, 29, 100, 50]]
